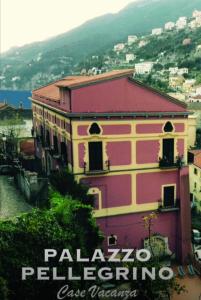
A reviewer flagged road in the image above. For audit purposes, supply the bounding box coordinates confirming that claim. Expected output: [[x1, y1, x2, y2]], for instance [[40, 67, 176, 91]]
[[0, 175, 32, 218]]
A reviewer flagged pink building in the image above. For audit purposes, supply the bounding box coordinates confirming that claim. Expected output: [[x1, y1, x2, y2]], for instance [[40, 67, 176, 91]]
[[31, 69, 191, 263]]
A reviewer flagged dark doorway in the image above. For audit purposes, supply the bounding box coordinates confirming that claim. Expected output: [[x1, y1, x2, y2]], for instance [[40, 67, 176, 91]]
[[163, 139, 174, 164], [89, 142, 103, 171], [163, 186, 175, 207]]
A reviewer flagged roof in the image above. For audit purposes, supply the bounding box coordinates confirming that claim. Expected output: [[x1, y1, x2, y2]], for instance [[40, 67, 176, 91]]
[[20, 140, 35, 157], [189, 150, 201, 168], [32, 69, 187, 111], [57, 69, 134, 88], [0, 90, 31, 109], [191, 95, 201, 99], [0, 103, 6, 109], [32, 69, 134, 101]]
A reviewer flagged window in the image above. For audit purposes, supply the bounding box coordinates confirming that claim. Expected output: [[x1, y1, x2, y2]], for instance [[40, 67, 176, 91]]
[[194, 182, 197, 189], [194, 168, 198, 175], [107, 235, 117, 246], [163, 186, 175, 207], [88, 141, 103, 171], [60, 141, 68, 164], [164, 121, 174, 132], [53, 135, 59, 154], [162, 138, 174, 164], [40, 125, 44, 138], [46, 130, 50, 147], [89, 123, 101, 135]]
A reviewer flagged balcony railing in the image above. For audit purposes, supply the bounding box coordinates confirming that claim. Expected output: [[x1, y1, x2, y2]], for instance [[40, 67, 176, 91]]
[[48, 147, 60, 159], [84, 160, 110, 175], [159, 156, 184, 169], [158, 198, 180, 212]]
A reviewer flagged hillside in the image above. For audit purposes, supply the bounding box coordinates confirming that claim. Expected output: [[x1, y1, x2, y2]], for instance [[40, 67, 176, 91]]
[[1, 0, 201, 90]]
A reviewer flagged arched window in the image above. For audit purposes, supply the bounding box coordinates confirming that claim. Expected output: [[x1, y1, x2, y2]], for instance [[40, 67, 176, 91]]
[[164, 121, 173, 133], [89, 123, 101, 135]]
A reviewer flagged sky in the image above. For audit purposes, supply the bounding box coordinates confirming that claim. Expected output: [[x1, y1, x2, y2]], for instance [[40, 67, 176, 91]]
[[0, 0, 137, 53]]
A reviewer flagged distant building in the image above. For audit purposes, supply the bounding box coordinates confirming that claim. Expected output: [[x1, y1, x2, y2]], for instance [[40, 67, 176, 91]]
[[195, 85, 201, 95], [169, 67, 188, 76], [192, 10, 201, 18], [114, 43, 125, 52], [127, 35, 138, 46], [164, 22, 175, 31], [189, 20, 197, 29], [183, 79, 196, 92], [0, 102, 16, 119], [189, 150, 201, 213], [138, 40, 148, 48], [187, 114, 197, 148], [152, 28, 163, 35], [195, 16, 201, 27], [169, 67, 179, 75], [176, 17, 187, 30], [187, 94, 201, 103], [0, 90, 31, 109], [177, 68, 188, 75], [126, 54, 136, 63], [168, 92, 186, 102], [135, 62, 154, 74], [169, 76, 185, 89], [182, 38, 192, 46], [197, 45, 201, 50]]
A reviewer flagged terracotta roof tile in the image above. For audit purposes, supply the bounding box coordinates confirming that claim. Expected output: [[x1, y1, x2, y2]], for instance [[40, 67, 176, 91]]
[[191, 95, 201, 99], [0, 103, 7, 109], [32, 69, 134, 101], [194, 153, 201, 169], [189, 150, 201, 156], [56, 69, 134, 88], [20, 140, 35, 156]]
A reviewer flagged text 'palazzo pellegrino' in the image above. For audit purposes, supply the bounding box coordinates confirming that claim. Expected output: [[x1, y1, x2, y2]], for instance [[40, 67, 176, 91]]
[[31, 69, 191, 263]]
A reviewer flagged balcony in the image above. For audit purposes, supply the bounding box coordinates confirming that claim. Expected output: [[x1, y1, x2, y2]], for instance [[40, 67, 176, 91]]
[[158, 198, 180, 212], [84, 160, 110, 175], [159, 156, 184, 169], [48, 148, 61, 159]]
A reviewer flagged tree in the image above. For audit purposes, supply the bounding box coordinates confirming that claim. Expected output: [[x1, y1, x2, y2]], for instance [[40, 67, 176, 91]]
[[0, 191, 103, 300], [49, 169, 94, 206], [124, 212, 187, 300]]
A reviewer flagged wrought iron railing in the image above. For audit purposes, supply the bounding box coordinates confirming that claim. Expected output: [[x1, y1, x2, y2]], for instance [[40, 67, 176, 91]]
[[83, 160, 110, 174], [158, 198, 180, 212], [159, 156, 184, 169]]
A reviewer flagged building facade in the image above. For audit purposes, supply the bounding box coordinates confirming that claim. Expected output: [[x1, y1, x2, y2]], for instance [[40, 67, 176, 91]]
[[127, 35, 138, 46], [151, 28, 163, 35], [135, 62, 153, 75], [164, 22, 175, 31], [189, 150, 201, 213], [31, 69, 192, 263]]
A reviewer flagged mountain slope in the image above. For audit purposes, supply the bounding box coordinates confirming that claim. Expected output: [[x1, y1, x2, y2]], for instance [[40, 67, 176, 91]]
[[1, 0, 201, 90]]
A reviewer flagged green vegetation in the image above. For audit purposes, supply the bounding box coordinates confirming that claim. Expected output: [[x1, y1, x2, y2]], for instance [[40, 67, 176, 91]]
[[0, 174, 103, 299], [49, 170, 94, 206], [1, 0, 201, 90]]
